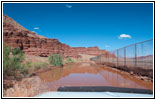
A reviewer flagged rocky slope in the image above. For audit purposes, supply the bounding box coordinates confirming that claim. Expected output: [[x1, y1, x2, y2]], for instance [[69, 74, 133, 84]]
[[3, 15, 109, 58]]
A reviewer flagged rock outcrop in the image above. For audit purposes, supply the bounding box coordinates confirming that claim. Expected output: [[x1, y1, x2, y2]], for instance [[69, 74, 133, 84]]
[[3, 15, 109, 58]]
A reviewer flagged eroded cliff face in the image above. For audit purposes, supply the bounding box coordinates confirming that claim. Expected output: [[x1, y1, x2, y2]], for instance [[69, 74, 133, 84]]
[[3, 15, 109, 58]]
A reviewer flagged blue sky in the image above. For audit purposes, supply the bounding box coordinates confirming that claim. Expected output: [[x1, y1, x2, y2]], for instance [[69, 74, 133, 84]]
[[3, 3, 153, 50]]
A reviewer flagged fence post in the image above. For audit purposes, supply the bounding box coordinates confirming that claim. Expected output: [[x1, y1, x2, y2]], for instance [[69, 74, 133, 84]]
[[135, 44, 137, 67], [117, 49, 118, 67], [112, 52, 114, 63], [124, 47, 126, 67]]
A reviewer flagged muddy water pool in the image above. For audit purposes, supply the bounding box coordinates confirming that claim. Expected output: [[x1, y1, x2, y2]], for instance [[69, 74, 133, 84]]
[[37, 62, 153, 91]]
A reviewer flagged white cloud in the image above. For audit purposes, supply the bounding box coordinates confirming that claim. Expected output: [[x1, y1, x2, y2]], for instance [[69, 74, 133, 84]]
[[66, 5, 72, 8], [34, 27, 39, 30], [118, 34, 131, 39]]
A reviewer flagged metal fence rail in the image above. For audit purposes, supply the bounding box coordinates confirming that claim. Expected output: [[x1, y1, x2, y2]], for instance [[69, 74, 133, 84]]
[[91, 39, 153, 70]]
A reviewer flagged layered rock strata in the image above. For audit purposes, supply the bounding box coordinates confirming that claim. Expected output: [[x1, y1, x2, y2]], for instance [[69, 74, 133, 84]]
[[3, 15, 109, 58]]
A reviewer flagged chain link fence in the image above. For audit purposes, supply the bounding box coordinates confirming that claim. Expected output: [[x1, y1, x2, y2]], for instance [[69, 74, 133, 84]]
[[91, 39, 153, 78]]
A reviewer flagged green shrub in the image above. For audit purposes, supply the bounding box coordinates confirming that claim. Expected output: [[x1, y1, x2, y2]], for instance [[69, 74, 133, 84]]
[[48, 53, 63, 66], [41, 62, 48, 69], [34, 64, 41, 71], [21, 61, 32, 75], [3, 43, 26, 78], [20, 65, 28, 76], [3, 43, 11, 76], [77, 59, 83, 62], [29, 62, 48, 71], [66, 57, 74, 64], [10, 48, 24, 72]]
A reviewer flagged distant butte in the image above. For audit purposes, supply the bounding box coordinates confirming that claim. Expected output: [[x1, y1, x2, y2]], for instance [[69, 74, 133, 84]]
[[3, 15, 109, 58]]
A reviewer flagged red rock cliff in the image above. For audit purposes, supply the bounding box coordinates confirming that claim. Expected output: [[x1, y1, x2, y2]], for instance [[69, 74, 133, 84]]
[[3, 15, 109, 58]]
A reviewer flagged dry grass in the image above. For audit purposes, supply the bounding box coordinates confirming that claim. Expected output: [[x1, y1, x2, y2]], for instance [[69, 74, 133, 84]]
[[25, 55, 49, 63], [3, 76, 47, 97], [64, 54, 97, 63], [79, 54, 97, 62]]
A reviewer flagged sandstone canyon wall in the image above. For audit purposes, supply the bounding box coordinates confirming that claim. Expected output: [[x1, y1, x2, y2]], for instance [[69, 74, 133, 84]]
[[3, 15, 109, 58]]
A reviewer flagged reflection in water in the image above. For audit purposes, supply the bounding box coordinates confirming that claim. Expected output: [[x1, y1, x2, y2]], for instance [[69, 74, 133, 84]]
[[37, 63, 153, 91]]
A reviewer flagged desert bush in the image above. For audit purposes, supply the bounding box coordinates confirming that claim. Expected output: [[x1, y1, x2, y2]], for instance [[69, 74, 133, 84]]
[[48, 53, 63, 66], [20, 61, 32, 75], [66, 57, 74, 64], [10, 48, 24, 72], [3, 43, 11, 76], [77, 59, 83, 62], [33, 62, 47, 71], [3, 44, 26, 79], [25, 62, 48, 72]]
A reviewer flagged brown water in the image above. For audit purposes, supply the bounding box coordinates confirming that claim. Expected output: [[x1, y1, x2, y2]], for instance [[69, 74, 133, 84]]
[[37, 62, 153, 91]]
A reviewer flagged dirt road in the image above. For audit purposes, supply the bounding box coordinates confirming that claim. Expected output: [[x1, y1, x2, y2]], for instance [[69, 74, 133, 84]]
[[4, 62, 153, 97], [37, 62, 153, 91]]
